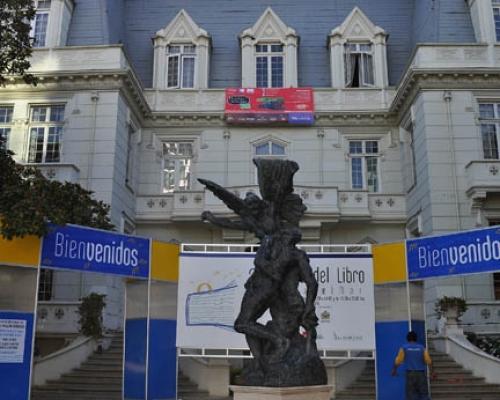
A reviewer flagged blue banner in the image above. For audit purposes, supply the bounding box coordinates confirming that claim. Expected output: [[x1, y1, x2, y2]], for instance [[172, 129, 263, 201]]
[[41, 225, 150, 278], [406, 226, 500, 280], [0, 312, 34, 400]]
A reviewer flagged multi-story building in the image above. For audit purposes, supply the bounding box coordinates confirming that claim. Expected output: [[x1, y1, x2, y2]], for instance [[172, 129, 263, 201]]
[[1, 0, 500, 335]]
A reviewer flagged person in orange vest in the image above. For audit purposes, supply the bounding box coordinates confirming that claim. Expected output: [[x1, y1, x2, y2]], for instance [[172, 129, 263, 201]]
[[392, 331, 434, 400]]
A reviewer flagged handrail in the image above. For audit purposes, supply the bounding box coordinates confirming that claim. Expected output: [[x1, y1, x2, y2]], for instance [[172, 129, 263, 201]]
[[181, 243, 371, 254], [35, 335, 93, 363]]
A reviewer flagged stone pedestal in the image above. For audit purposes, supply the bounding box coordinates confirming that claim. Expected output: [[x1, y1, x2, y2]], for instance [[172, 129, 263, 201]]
[[229, 385, 333, 400]]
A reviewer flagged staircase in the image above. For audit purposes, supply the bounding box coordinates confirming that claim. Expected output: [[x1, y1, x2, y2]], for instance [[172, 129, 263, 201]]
[[333, 347, 500, 400], [334, 361, 376, 400], [31, 334, 124, 400], [32, 333, 231, 400], [178, 372, 232, 400], [429, 347, 500, 400]]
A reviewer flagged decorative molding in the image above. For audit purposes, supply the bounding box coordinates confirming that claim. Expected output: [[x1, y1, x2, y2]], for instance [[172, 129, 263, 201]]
[[240, 7, 298, 87], [392, 67, 500, 121], [0, 69, 151, 122]]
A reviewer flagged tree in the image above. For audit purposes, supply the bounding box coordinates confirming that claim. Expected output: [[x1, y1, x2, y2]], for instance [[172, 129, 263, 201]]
[[0, 140, 114, 239], [0, 0, 37, 86]]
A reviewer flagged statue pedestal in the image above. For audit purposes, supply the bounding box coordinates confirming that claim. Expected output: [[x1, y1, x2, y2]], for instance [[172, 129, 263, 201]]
[[229, 385, 333, 400]]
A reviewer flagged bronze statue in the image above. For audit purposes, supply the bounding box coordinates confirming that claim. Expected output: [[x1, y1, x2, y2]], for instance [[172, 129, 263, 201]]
[[199, 158, 327, 386]]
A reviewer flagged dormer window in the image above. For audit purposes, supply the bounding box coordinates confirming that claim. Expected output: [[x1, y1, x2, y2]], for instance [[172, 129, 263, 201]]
[[494, 1, 500, 41], [467, 0, 499, 43], [153, 10, 211, 90], [240, 8, 298, 88], [166, 44, 196, 88], [256, 43, 284, 88], [30, 0, 74, 48], [345, 43, 374, 88], [329, 7, 388, 89]]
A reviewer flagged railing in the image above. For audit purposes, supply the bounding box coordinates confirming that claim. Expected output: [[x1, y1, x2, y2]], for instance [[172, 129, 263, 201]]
[[338, 191, 406, 220], [29, 45, 130, 73], [181, 243, 371, 254], [26, 163, 80, 184], [465, 160, 500, 199], [461, 301, 500, 333], [144, 87, 395, 113], [411, 44, 496, 70], [36, 301, 81, 334], [137, 188, 405, 222], [431, 332, 500, 385], [33, 336, 96, 386]]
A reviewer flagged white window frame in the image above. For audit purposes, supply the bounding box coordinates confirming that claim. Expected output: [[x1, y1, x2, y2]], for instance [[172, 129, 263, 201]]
[[31, 1, 51, 48], [27, 104, 65, 164], [38, 268, 54, 301], [166, 44, 197, 89], [348, 140, 381, 192], [344, 43, 374, 88], [494, 1, 500, 42], [255, 43, 284, 88], [153, 10, 210, 90], [125, 123, 138, 189], [253, 139, 287, 158], [162, 141, 194, 193], [401, 115, 417, 192], [0, 105, 14, 150], [240, 7, 298, 88], [252, 138, 287, 184], [478, 102, 500, 159]]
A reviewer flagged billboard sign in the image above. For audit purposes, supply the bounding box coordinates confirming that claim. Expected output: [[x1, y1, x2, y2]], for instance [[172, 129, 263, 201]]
[[224, 88, 314, 125], [406, 226, 500, 280], [176, 253, 375, 351], [41, 224, 150, 278]]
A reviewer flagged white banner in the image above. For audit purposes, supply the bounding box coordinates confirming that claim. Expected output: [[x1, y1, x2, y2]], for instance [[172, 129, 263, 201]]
[[0, 319, 26, 363], [176, 253, 375, 351]]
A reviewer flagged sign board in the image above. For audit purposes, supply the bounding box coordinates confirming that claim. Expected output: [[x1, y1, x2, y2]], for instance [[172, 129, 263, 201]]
[[224, 88, 314, 125], [407, 226, 500, 280], [41, 224, 150, 278], [0, 319, 26, 363], [176, 253, 375, 351]]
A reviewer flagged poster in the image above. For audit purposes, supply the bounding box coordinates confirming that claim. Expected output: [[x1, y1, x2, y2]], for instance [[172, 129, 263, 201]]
[[224, 88, 315, 125], [176, 253, 375, 350], [0, 319, 26, 363]]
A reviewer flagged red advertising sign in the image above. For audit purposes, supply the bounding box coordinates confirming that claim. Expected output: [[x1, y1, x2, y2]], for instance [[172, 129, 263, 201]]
[[224, 88, 315, 125]]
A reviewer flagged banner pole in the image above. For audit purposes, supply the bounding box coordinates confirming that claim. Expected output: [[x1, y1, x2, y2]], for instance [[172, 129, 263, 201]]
[[404, 240, 412, 331]]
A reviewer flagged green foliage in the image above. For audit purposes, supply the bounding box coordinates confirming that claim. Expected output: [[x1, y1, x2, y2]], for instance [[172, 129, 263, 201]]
[[0, 0, 38, 86], [467, 332, 500, 359], [0, 140, 114, 239], [435, 296, 468, 318], [78, 293, 106, 338]]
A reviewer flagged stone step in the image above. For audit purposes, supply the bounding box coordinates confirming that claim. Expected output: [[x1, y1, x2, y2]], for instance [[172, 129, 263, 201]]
[[82, 359, 122, 366], [47, 377, 122, 385], [64, 370, 123, 378], [89, 352, 123, 359], [32, 391, 121, 400], [74, 365, 123, 373], [34, 385, 121, 392]]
